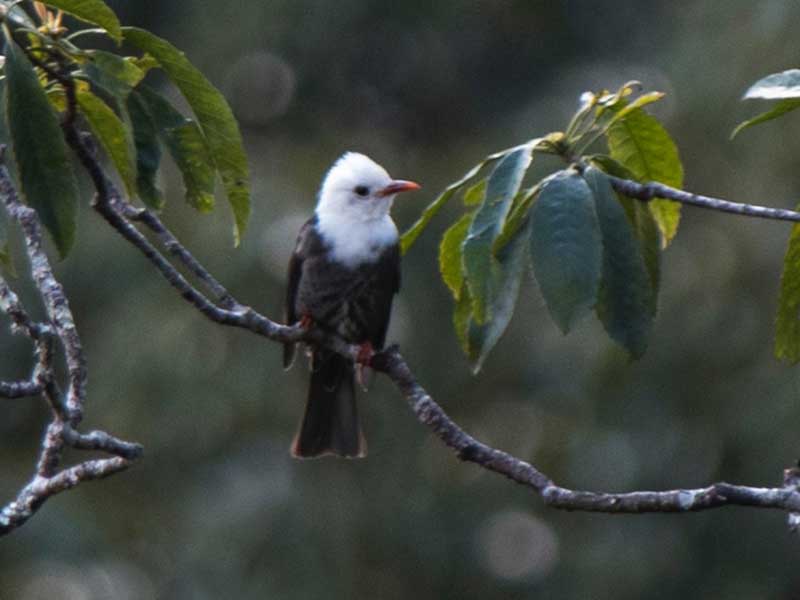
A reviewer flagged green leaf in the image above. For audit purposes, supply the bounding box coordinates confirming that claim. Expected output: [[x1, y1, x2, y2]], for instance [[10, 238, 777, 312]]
[[462, 146, 532, 323], [135, 86, 215, 212], [167, 122, 216, 212], [76, 88, 137, 197], [467, 219, 531, 372], [439, 211, 473, 300], [40, 0, 122, 43], [4, 32, 79, 258], [744, 69, 800, 100], [606, 107, 683, 246], [731, 99, 800, 139], [126, 90, 164, 209], [585, 167, 653, 357], [401, 160, 490, 254], [529, 169, 602, 333], [493, 185, 540, 254], [618, 195, 661, 314], [123, 27, 250, 244], [462, 179, 486, 206], [600, 92, 665, 132], [775, 221, 800, 362], [83, 50, 145, 99], [588, 154, 661, 311]]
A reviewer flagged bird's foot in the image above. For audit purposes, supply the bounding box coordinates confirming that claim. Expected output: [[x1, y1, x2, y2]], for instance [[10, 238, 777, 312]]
[[299, 313, 314, 330], [355, 342, 375, 390]]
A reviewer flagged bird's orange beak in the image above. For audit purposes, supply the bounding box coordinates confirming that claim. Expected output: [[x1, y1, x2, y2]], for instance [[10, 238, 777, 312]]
[[377, 180, 421, 197]]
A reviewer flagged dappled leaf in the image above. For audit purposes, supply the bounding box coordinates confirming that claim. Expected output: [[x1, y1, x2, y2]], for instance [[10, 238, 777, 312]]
[[744, 69, 800, 100], [585, 167, 653, 357], [135, 87, 215, 212], [462, 146, 532, 323], [123, 27, 250, 244], [126, 90, 163, 209], [775, 222, 800, 362], [76, 88, 137, 197], [731, 99, 800, 139], [4, 34, 79, 258], [439, 211, 473, 300], [529, 169, 602, 333], [41, 0, 122, 43], [607, 107, 683, 246]]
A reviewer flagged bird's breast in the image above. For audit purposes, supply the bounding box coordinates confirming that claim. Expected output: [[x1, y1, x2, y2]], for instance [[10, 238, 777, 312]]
[[316, 215, 398, 269]]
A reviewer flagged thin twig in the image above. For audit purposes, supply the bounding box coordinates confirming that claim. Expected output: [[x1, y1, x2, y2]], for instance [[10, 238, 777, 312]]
[[609, 176, 800, 223]]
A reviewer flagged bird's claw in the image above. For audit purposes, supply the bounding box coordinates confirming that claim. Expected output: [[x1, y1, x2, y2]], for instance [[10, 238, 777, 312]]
[[355, 342, 375, 390]]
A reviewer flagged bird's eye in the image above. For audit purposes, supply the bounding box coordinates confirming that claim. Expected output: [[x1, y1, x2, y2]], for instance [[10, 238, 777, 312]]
[[354, 185, 369, 197]]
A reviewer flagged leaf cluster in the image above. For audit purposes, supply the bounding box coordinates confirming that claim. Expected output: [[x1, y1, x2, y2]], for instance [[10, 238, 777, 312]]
[[402, 82, 684, 369], [0, 0, 251, 262]]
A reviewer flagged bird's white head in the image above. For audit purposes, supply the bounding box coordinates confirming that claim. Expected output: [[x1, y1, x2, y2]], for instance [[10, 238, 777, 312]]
[[315, 152, 420, 224], [313, 153, 420, 266]]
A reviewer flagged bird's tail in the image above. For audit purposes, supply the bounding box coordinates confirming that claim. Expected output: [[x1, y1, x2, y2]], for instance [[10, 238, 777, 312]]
[[290, 350, 366, 458]]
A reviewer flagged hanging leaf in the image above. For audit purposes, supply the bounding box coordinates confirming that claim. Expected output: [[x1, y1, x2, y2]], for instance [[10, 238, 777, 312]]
[[775, 221, 800, 362], [466, 220, 532, 372], [606, 108, 683, 246], [585, 167, 653, 357], [4, 32, 79, 258], [589, 153, 661, 309], [462, 146, 532, 323], [40, 0, 122, 43], [123, 27, 250, 244], [529, 169, 602, 333], [126, 90, 164, 209], [135, 87, 216, 212], [76, 88, 137, 197]]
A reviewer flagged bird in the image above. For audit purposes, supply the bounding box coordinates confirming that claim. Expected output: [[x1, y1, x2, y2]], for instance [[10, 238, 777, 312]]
[[283, 152, 420, 458]]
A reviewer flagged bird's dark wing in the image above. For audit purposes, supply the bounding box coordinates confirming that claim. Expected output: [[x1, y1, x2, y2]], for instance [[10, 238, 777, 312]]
[[360, 242, 401, 350], [283, 217, 320, 369]]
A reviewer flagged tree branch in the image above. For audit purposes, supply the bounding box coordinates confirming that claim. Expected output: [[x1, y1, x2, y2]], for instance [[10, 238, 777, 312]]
[[608, 176, 800, 223], [0, 159, 142, 537], [65, 125, 800, 529]]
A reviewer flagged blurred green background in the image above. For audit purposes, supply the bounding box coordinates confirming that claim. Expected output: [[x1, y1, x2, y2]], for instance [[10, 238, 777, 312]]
[[3, 1, 800, 598]]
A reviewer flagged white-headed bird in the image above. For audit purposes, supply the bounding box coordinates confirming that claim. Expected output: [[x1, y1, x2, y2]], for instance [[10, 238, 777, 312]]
[[284, 153, 420, 458]]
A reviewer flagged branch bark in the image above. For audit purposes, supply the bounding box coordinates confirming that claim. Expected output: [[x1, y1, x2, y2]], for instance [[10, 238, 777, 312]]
[[0, 160, 142, 537]]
